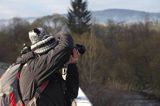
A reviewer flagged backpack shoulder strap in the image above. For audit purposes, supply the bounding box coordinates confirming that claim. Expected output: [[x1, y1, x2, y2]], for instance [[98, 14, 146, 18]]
[[16, 63, 24, 79], [27, 80, 49, 106], [34, 80, 49, 99]]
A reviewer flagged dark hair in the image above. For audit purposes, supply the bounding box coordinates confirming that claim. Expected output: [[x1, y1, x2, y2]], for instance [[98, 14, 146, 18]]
[[75, 44, 86, 55]]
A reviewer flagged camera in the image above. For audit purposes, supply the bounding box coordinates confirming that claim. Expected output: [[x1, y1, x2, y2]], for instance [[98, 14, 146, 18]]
[[21, 43, 31, 54], [74, 44, 86, 55]]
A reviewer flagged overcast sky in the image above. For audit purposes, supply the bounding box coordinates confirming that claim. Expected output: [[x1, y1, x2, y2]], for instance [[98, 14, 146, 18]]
[[0, 0, 160, 19]]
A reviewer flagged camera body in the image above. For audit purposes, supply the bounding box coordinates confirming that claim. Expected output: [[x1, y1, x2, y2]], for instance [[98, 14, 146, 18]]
[[74, 44, 86, 55], [21, 44, 31, 54]]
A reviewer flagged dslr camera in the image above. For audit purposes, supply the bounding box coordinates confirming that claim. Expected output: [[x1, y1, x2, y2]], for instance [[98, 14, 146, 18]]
[[74, 44, 86, 55]]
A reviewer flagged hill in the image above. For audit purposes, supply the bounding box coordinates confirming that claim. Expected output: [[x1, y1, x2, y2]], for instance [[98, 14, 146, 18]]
[[0, 9, 160, 25], [92, 9, 160, 24]]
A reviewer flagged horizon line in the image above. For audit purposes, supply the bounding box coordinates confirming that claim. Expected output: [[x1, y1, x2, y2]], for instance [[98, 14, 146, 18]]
[[0, 8, 160, 20]]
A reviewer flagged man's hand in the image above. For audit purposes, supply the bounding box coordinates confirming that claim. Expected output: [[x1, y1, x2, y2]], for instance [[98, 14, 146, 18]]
[[68, 48, 80, 64]]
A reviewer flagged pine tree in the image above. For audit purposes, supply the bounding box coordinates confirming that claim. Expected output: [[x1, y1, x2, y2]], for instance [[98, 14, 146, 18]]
[[67, 0, 91, 34]]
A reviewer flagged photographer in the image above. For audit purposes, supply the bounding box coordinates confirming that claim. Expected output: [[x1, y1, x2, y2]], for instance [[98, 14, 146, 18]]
[[65, 44, 86, 106]]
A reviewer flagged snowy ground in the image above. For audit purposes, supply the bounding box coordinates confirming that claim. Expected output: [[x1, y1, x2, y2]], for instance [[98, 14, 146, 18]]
[[75, 88, 92, 106]]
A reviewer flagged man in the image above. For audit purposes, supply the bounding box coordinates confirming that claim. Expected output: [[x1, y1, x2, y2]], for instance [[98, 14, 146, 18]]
[[19, 27, 81, 106], [65, 44, 86, 106]]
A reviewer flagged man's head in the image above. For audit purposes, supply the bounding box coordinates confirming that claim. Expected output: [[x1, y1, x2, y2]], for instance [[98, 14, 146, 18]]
[[28, 27, 56, 54], [68, 44, 86, 64]]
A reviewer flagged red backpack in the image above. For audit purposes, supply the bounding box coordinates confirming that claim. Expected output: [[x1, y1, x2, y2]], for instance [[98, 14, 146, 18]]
[[0, 63, 48, 106], [0, 64, 24, 106]]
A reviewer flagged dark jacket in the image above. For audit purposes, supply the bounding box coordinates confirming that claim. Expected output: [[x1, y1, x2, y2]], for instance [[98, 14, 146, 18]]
[[65, 64, 79, 106], [19, 33, 73, 106], [36, 73, 66, 106]]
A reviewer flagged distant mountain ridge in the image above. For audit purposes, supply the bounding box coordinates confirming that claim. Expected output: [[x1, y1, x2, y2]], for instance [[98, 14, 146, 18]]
[[0, 9, 160, 25], [92, 9, 160, 24]]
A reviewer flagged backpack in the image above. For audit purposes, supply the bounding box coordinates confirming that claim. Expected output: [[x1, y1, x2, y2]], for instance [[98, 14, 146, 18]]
[[0, 63, 49, 106], [0, 63, 24, 106]]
